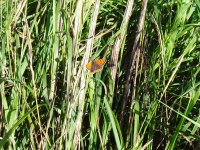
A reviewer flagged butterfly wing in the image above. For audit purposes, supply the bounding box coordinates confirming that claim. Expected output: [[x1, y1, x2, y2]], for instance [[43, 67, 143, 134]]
[[90, 61, 102, 73], [95, 59, 106, 66], [86, 62, 92, 70]]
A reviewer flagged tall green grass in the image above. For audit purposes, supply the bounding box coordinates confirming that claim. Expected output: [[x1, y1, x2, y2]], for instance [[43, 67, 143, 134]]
[[0, 0, 199, 149]]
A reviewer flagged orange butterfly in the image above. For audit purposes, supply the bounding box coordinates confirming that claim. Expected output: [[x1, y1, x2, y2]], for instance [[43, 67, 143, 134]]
[[86, 59, 106, 73]]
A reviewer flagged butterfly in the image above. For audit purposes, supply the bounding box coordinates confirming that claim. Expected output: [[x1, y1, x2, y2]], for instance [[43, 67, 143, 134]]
[[86, 59, 106, 73]]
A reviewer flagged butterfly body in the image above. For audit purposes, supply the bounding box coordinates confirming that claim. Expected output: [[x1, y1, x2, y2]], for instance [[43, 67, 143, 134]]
[[86, 59, 106, 73]]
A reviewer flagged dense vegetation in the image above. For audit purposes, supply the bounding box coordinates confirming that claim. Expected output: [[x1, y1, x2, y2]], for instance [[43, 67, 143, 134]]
[[0, 0, 200, 149]]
